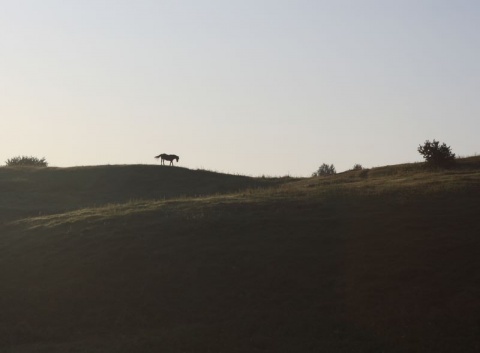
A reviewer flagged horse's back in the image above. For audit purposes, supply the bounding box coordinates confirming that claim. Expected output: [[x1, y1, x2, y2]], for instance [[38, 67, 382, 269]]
[[157, 153, 179, 162], [166, 154, 179, 161]]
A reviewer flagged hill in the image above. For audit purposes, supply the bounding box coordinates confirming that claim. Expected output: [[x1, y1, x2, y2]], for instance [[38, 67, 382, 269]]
[[1, 159, 480, 352], [0, 164, 288, 221]]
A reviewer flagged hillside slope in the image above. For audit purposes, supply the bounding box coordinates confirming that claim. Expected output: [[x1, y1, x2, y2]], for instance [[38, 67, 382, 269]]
[[1, 159, 480, 352], [0, 165, 287, 221]]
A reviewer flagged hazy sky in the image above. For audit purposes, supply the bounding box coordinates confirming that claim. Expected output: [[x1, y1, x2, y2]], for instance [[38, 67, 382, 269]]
[[1, 0, 479, 176]]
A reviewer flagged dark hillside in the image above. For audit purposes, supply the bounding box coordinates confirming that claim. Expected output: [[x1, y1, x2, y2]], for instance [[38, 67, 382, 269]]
[[1, 159, 480, 352], [0, 165, 287, 221]]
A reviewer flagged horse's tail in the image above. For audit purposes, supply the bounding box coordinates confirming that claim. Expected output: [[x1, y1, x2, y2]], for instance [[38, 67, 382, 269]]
[[154, 154, 161, 159]]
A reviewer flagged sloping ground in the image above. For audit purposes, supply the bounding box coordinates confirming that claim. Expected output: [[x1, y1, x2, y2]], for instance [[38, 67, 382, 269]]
[[0, 165, 288, 221], [1, 160, 480, 352]]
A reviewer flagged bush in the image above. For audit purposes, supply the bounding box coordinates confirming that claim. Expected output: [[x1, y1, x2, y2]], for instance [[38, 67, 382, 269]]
[[5, 156, 48, 167], [352, 163, 363, 171], [417, 140, 455, 167], [312, 163, 336, 177]]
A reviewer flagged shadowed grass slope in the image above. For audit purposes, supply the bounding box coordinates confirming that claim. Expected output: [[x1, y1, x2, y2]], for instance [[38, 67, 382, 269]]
[[1, 158, 480, 352], [0, 165, 289, 221]]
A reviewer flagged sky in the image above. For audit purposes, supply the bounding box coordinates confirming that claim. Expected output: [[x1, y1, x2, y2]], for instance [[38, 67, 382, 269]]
[[1, 0, 479, 176]]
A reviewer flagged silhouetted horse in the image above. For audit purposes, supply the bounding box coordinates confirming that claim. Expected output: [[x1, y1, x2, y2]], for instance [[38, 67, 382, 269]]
[[155, 153, 179, 166]]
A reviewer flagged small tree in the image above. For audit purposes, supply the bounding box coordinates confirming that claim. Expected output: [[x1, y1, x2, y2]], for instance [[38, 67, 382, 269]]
[[417, 140, 455, 167], [312, 163, 336, 177], [5, 156, 48, 167], [352, 163, 363, 171]]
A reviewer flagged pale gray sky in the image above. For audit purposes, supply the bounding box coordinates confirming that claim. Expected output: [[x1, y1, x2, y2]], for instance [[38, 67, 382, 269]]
[[1, 0, 479, 176]]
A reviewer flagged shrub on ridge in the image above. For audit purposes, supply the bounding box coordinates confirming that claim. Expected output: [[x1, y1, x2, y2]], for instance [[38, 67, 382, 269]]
[[5, 156, 48, 167]]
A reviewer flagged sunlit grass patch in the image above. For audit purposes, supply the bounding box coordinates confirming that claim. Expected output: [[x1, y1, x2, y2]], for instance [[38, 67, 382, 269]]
[[13, 192, 261, 229]]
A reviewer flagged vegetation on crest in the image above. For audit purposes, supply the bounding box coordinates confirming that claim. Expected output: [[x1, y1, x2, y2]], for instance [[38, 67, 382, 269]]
[[5, 155, 48, 167], [312, 163, 336, 176], [418, 140, 455, 167], [352, 163, 363, 170]]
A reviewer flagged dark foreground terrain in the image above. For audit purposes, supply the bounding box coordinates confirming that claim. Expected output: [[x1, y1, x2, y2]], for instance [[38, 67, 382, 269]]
[[1, 160, 480, 352]]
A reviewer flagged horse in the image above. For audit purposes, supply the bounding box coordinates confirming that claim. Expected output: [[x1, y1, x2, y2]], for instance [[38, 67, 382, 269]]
[[155, 153, 179, 166]]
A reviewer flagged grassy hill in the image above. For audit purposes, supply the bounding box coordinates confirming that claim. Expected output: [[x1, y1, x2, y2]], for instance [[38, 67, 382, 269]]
[[0, 165, 288, 222], [1, 159, 480, 352]]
